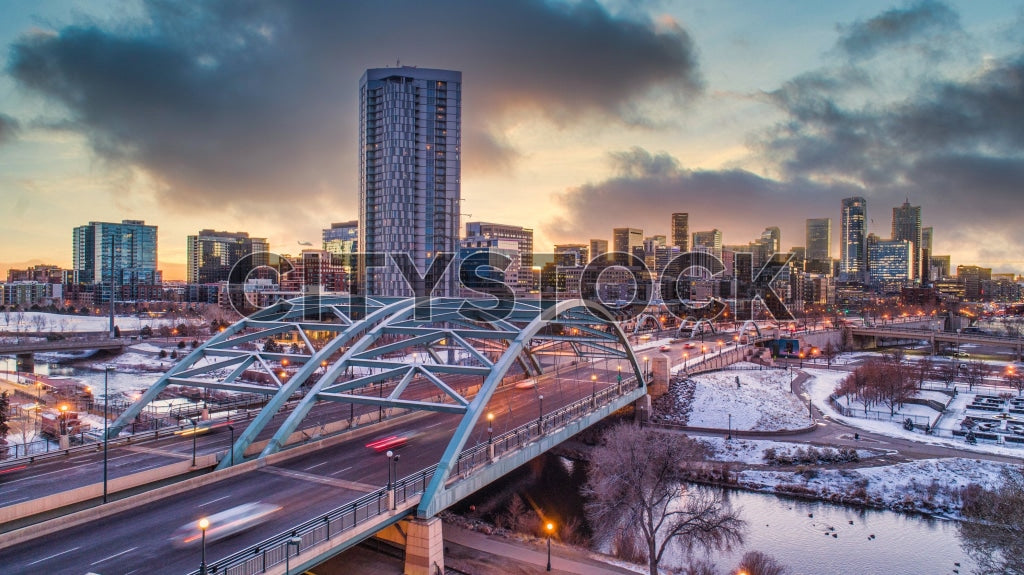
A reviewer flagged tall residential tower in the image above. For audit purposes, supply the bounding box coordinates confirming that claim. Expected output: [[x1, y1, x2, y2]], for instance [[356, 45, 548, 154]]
[[359, 67, 461, 296]]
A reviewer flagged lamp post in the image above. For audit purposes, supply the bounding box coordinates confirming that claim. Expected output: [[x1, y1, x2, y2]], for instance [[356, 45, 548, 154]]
[[286, 536, 301, 575], [386, 449, 394, 490], [538, 394, 544, 434], [590, 374, 597, 403], [643, 356, 649, 380], [227, 425, 235, 466], [103, 366, 114, 503], [727, 413, 732, 440], [59, 404, 69, 435], [487, 412, 494, 445], [190, 418, 198, 467], [545, 521, 554, 571], [798, 352, 805, 368], [391, 453, 400, 509], [198, 517, 209, 575]]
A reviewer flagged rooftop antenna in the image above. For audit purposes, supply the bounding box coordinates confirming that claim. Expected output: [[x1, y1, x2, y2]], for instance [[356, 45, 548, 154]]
[[396, 58, 400, 67]]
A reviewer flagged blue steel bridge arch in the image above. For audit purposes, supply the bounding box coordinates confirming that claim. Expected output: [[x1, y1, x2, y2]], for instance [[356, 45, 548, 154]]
[[108, 296, 644, 513]]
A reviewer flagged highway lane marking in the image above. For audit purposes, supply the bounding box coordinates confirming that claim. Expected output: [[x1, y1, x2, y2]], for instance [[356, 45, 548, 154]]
[[329, 466, 353, 476], [304, 461, 329, 471], [199, 495, 231, 507], [90, 546, 138, 566], [424, 421, 446, 429], [3, 496, 30, 505], [124, 445, 193, 460], [26, 546, 80, 566], [2, 464, 92, 484], [261, 466, 377, 492]]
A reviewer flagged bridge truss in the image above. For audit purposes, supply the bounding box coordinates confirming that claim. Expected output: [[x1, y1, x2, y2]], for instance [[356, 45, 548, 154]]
[[108, 296, 645, 516]]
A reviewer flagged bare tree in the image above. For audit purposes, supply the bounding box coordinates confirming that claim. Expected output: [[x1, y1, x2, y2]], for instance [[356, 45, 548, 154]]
[[915, 357, 934, 391], [737, 550, 788, 575], [1006, 370, 1024, 397], [960, 467, 1024, 575], [964, 358, 991, 391], [583, 423, 744, 575], [822, 341, 839, 369], [936, 360, 959, 388]]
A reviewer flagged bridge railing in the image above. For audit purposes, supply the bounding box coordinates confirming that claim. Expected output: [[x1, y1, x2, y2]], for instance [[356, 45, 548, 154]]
[[186, 375, 642, 575]]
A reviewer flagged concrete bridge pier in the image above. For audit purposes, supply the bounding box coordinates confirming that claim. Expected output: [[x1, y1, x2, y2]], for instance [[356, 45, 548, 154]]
[[649, 356, 670, 396], [376, 516, 445, 575], [16, 353, 34, 373], [634, 394, 651, 426]]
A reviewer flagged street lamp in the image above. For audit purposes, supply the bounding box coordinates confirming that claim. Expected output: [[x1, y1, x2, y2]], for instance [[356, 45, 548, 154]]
[[643, 356, 649, 380], [590, 374, 597, 402], [59, 404, 69, 435], [545, 521, 555, 571], [487, 412, 494, 445], [538, 394, 544, 433], [286, 536, 301, 575], [727, 413, 732, 440], [798, 352, 805, 368], [190, 418, 198, 467], [103, 366, 114, 503], [198, 517, 209, 575], [386, 449, 394, 490], [227, 425, 235, 466]]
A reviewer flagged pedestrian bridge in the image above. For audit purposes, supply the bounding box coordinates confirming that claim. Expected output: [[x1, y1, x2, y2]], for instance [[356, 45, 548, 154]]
[[106, 296, 648, 574]]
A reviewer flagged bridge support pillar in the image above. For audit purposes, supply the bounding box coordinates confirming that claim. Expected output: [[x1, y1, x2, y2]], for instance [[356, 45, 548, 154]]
[[649, 356, 670, 397], [405, 516, 444, 575], [16, 352, 34, 374]]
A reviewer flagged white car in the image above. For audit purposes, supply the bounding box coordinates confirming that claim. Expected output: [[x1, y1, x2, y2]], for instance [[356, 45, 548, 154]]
[[170, 502, 282, 548]]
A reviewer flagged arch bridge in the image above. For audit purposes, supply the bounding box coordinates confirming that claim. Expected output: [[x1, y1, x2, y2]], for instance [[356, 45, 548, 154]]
[[110, 296, 646, 522]]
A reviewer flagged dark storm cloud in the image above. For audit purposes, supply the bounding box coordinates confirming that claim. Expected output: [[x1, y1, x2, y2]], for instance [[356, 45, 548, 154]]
[[835, 0, 963, 61], [0, 113, 19, 145], [546, 147, 861, 245], [5, 0, 700, 211]]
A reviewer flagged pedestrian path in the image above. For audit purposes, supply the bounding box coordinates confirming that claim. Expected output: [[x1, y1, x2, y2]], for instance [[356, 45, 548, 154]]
[[444, 524, 638, 574]]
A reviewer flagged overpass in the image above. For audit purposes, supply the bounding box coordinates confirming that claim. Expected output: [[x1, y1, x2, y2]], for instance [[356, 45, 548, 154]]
[[851, 325, 1024, 357], [0, 336, 128, 371], [69, 295, 651, 574]]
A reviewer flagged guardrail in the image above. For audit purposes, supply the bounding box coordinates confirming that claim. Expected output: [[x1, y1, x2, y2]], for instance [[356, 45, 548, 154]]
[[184, 376, 643, 575]]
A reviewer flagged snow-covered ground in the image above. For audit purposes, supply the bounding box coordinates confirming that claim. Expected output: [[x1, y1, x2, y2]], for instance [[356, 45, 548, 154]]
[[739, 457, 1009, 515], [697, 436, 878, 464], [660, 362, 811, 431], [0, 311, 184, 333], [806, 366, 1024, 456]]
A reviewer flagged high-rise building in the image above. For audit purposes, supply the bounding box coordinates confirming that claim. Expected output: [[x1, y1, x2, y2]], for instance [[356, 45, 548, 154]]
[[805, 218, 831, 261], [692, 229, 722, 259], [323, 221, 359, 286], [670, 213, 689, 251], [868, 239, 914, 292], [73, 219, 160, 302], [921, 226, 933, 282], [931, 254, 951, 279], [554, 244, 589, 267], [957, 265, 992, 301], [589, 239, 608, 265], [465, 222, 534, 289], [612, 228, 644, 265], [892, 200, 922, 281], [359, 67, 461, 296], [840, 197, 868, 282], [187, 230, 269, 285]]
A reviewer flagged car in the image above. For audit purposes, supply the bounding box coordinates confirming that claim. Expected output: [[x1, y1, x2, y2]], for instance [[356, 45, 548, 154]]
[[514, 379, 537, 390], [170, 502, 281, 548], [365, 433, 414, 452], [658, 345, 671, 352], [683, 342, 697, 349], [953, 351, 970, 358]]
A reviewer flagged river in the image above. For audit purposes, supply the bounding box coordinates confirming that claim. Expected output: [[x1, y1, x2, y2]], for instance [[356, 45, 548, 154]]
[[456, 453, 976, 575]]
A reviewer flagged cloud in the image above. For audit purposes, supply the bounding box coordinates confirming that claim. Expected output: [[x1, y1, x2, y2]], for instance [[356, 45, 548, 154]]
[[545, 147, 861, 248], [0, 113, 20, 145], [835, 0, 963, 61], [6, 0, 701, 211]]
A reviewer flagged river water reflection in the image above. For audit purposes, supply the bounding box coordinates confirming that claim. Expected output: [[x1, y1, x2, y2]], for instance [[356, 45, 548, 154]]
[[461, 454, 976, 575]]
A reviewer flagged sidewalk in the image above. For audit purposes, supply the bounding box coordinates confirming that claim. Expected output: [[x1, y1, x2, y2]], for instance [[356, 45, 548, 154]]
[[444, 524, 639, 575]]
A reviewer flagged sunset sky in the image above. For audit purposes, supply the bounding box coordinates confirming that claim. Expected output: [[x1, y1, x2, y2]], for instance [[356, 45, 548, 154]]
[[0, 1, 1022, 280]]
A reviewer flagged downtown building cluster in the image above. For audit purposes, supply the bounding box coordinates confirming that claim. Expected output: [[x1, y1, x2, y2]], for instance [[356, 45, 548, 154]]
[[2, 67, 1022, 316]]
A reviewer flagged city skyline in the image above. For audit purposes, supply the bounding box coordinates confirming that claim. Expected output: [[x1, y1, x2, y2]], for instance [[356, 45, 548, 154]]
[[1, 1, 1022, 279]]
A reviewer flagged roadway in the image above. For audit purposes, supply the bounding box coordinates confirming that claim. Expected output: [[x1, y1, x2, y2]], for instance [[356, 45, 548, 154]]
[[0, 357, 633, 574]]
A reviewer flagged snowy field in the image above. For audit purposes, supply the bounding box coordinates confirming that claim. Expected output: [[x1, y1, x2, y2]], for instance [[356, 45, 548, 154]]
[[661, 362, 811, 431], [739, 457, 1009, 515], [0, 311, 184, 333], [697, 436, 878, 464]]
